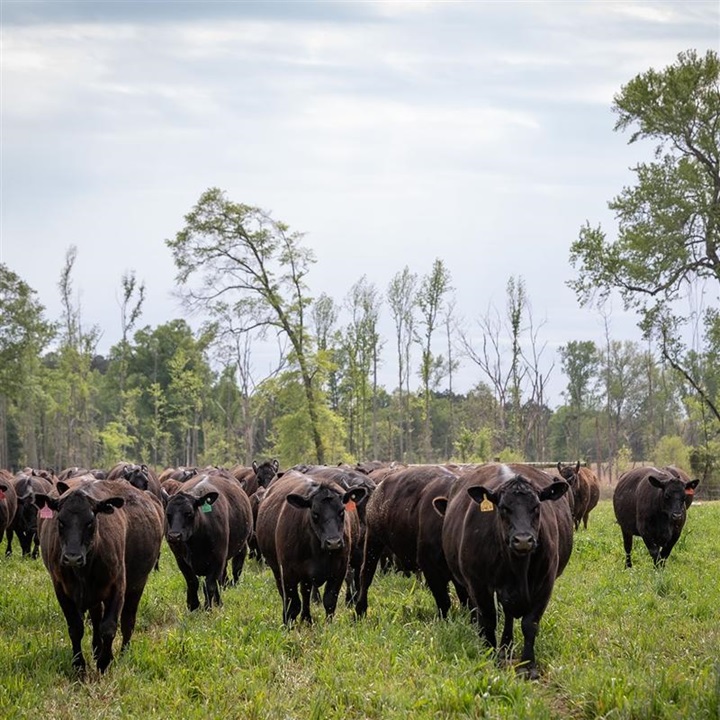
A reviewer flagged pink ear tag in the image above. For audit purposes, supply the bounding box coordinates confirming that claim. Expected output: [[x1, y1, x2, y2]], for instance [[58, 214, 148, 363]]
[[39, 506, 54, 519], [345, 500, 356, 512]]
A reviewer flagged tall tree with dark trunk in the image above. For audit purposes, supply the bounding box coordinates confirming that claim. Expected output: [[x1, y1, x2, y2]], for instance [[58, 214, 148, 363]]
[[166, 188, 326, 464], [570, 49, 720, 424]]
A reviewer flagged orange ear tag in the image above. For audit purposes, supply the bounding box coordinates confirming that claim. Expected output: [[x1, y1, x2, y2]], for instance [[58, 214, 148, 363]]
[[0, 490, 5, 500], [345, 500, 357, 512], [480, 498, 494, 512], [685, 487, 695, 496]]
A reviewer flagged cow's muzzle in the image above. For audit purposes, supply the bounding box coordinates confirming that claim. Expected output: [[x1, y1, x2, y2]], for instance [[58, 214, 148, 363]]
[[510, 533, 536, 554], [61, 552, 86, 567], [323, 537, 344, 551]]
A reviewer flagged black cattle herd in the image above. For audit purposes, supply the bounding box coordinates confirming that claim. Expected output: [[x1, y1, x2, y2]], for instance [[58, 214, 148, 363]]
[[0, 458, 700, 679]]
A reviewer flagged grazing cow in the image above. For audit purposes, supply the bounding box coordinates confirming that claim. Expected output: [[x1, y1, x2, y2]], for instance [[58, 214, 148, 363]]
[[35, 480, 163, 673], [255, 472, 366, 624], [438, 463, 572, 679], [613, 466, 699, 568], [556, 462, 600, 530], [355, 464, 463, 618], [164, 472, 252, 610], [6, 471, 54, 557], [0, 470, 18, 548]]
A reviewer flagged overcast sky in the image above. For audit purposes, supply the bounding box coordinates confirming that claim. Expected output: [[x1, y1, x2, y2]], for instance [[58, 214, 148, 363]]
[[2, 1, 718, 405]]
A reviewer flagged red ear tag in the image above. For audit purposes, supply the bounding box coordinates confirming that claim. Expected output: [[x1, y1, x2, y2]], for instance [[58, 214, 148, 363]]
[[39, 506, 54, 519], [685, 487, 695, 496], [345, 500, 356, 512], [0, 490, 5, 500]]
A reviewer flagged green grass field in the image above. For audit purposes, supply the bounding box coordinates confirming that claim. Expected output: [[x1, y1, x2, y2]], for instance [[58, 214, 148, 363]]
[[1, 500, 718, 719]]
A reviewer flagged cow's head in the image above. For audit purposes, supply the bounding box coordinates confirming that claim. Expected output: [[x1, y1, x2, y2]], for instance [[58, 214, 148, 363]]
[[35, 490, 124, 568], [123, 464, 150, 491], [252, 459, 280, 489], [286, 484, 367, 551], [164, 487, 219, 544], [648, 473, 699, 523], [468, 468, 569, 556], [556, 462, 579, 487]]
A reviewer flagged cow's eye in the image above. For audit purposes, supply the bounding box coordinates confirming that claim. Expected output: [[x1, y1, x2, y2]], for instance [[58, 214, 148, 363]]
[[312, 512, 320, 522]]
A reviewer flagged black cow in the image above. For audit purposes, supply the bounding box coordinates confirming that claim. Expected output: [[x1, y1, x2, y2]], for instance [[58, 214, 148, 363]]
[[355, 464, 463, 618], [255, 472, 366, 624], [231, 459, 280, 496], [556, 461, 600, 530], [5, 471, 54, 557], [438, 463, 572, 679], [613, 466, 699, 568], [35, 480, 163, 673], [107, 462, 163, 503], [298, 465, 376, 603], [164, 472, 253, 610]]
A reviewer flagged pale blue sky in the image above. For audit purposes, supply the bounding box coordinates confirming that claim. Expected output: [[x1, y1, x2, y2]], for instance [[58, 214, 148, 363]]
[[2, 1, 718, 403]]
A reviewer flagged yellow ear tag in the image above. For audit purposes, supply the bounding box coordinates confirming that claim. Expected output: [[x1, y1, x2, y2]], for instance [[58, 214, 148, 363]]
[[479, 498, 494, 512]]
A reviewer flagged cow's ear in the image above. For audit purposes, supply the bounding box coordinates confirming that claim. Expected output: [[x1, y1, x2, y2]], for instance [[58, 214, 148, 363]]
[[540, 481, 569, 502], [556, 461, 562, 473], [648, 475, 667, 489], [575, 461, 581, 473], [195, 492, 219, 508], [286, 493, 311, 509], [252, 461, 259, 473], [432, 497, 448, 517], [34, 494, 60, 511], [343, 487, 367, 506], [467, 485, 498, 506], [685, 479, 700, 491], [97, 497, 125, 514], [56, 481, 71, 495], [272, 459, 279, 473]]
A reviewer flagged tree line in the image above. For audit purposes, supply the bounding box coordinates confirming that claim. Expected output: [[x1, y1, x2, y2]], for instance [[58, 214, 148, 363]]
[[2, 49, 718, 493]]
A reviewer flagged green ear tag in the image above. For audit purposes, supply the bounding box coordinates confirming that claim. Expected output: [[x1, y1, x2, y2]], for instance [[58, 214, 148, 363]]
[[201, 501, 213, 513]]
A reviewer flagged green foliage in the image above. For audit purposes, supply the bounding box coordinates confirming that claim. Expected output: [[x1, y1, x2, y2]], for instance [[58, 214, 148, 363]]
[[454, 424, 493, 463], [98, 421, 137, 469], [652, 435, 690, 470], [497, 447, 523, 463], [616, 445, 633, 472]]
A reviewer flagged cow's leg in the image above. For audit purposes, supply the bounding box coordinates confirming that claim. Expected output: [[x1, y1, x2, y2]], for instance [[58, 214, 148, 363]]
[[641, 536, 662, 567], [31, 532, 41, 559], [175, 556, 200, 611], [355, 533, 384, 617], [120, 588, 144, 650], [231, 545, 247, 585], [517, 611, 542, 680], [54, 584, 86, 673], [499, 604, 516, 664], [300, 581, 314, 623], [322, 575, 344, 620], [421, 564, 452, 619], [18, 529, 33, 557], [622, 530, 634, 568], [89, 604, 103, 661], [282, 582, 301, 625], [5, 528, 12, 557], [96, 587, 124, 673], [453, 579, 470, 609], [469, 587, 497, 650], [204, 568, 223, 609]]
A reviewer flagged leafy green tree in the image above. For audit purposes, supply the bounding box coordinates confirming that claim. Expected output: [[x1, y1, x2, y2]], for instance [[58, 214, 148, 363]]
[[167, 188, 327, 463], [569, 49, 720, 419], [0, 264, 55, 467], [416, 259, 452, 462], [387, 266, 418, 460], [559, 341, 599, 458]]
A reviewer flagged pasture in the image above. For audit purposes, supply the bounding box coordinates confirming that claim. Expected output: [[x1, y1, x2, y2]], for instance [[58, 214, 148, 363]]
[[0, 500, 718, 719]]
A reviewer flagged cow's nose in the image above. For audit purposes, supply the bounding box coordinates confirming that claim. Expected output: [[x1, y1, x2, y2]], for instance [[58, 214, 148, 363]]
[[510, 534, 535, 553], [324, 537, 344, 551], [671, 512, 683, 522], [61, 552, 85, 567], [166, 532, 182, 543]]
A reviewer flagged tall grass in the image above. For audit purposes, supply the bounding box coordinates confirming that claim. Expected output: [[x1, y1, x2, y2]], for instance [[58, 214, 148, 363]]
[[1, 501, 718, 719]]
